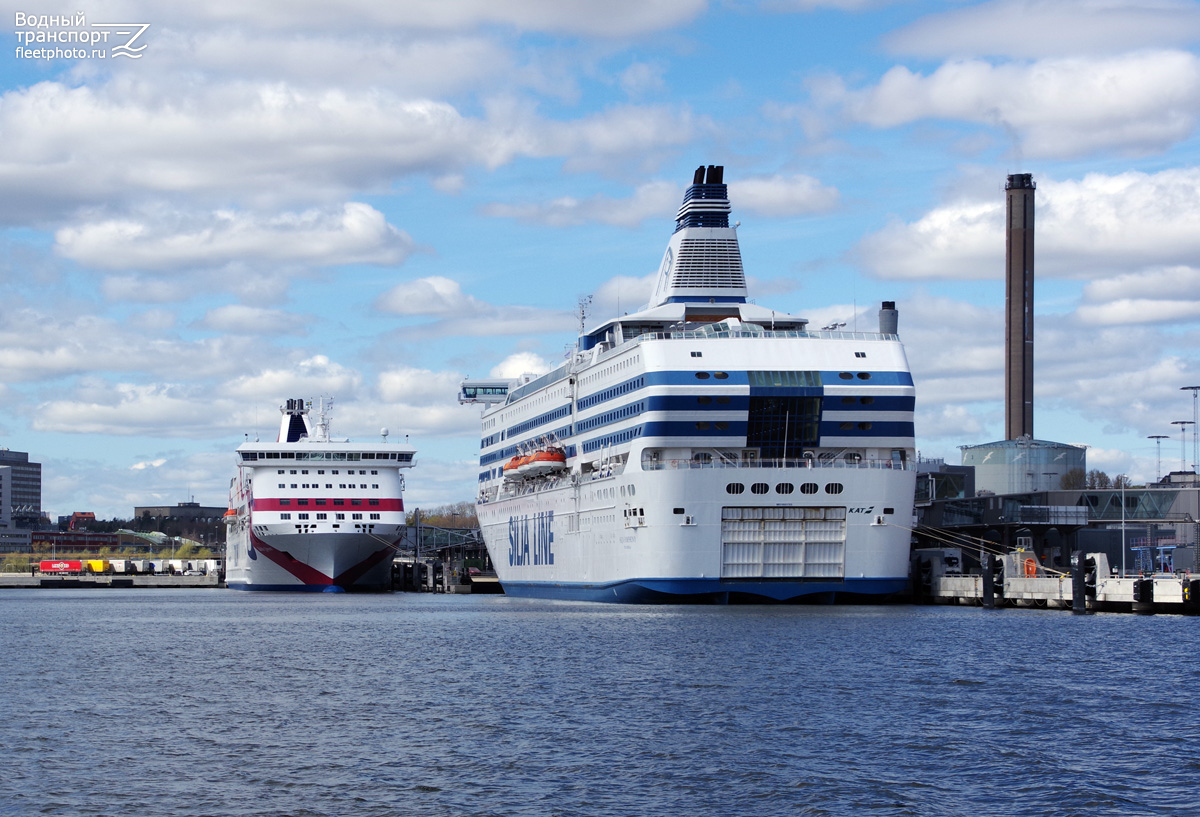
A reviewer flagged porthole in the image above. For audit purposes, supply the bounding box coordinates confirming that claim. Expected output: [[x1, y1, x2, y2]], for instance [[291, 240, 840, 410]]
[[861, 396, 875, 405], [697, 396, 713, 404], [776, 483, 794, 494], [714, 372, 729, 380], [715, 421, 729, 430], [751, 482, 769, 495], [857, 373, 871, 380], [726, 483, 745, 495], [858, 422, 872, 430], [695, 421, 710, 430], [825, 483, 844, 495], [716, 396, 731, 404], [841, 396, 855, 405], [800, 483, 819, 494], [840, 422, 853, 430], [695, 372, 711, 380], [839, 372, 853, 380]]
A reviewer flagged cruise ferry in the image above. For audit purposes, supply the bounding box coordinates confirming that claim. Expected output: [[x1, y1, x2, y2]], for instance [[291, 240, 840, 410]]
[[224, 398, 416, 591], [460, 165, 917, 603]]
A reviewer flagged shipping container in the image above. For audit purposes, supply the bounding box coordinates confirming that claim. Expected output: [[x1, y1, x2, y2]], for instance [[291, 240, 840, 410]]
[[40, 560, 83, 573], [109, 559, 131, 573], [83, 559, 110, 573]]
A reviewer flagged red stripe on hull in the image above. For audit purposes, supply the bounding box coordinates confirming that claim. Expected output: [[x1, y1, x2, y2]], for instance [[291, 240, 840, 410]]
[[248, 530, 399, 588], [252, 498, 405, 512]]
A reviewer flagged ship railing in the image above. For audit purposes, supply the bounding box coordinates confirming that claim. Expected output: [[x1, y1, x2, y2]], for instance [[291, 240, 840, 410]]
[[641, 457, 916, 472]]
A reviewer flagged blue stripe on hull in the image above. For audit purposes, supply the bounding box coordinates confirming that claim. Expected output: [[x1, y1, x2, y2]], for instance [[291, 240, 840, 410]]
[[498, 577, 908, 604]]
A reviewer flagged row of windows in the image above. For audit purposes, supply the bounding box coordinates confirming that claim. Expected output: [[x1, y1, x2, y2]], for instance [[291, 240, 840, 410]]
[[578, 401, 646, 433], [278, 512, 380, 520], [579, 377, 645, 410], [277, 498, 379, 506], [726, 482, 844, 495], [245, 452, 410, 461], [581, 425, 643, 453], [509, 404, 571, 438], [277, 469, 378, 475], [278, 484, 380, 490]]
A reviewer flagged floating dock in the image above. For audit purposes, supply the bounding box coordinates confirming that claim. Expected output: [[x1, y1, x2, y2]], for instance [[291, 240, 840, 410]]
[[913, 548, 1199, 614]]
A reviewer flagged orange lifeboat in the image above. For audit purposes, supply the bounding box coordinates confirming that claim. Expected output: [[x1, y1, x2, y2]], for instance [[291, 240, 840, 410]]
[[525, 448, 567, 477], [503, 455, 526, 481]]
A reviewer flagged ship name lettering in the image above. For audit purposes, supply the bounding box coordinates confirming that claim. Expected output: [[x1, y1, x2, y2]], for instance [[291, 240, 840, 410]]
[[507, 511, 554, 566]]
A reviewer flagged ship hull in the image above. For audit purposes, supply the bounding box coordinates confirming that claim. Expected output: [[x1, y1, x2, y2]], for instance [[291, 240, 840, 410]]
[[225, 526, 399, 591], [477, 465, 914, 603]]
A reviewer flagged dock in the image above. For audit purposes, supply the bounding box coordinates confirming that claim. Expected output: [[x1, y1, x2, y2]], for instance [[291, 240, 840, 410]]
[[914, 548, 1200, 614], [0, 572, 221, 589]]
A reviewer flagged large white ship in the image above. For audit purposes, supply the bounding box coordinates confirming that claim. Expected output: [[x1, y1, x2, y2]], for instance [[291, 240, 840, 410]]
[[460, 165, 916, 602], [225, 398, 416, 591]]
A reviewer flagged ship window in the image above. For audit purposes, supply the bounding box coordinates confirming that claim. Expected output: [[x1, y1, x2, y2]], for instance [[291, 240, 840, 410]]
[[370, 513, 380, 520], [857, 373, 871, 380], [369, 499, 380, 506], [352, 513, 362, 520], [855, 352, 866, 358], [674, 507, 685, 514], [301, 470, 309, 475], [800, 483, 819, 494], [695, 372, 710, 380], [351, 499, 363, 506], [316, 513, 327, 520], [751, 482, 769, 494], [858, 422, 872, 431], [839, 372, 853, 380], [691, 351, 702, 357], [715, 422, 729, 430], [290, 470, 297, 474], [717, 396, 731, 404], [726, 483, 745, 494], [714, 372, 728, 379], [279, 499, 291, 506], [298, 513, 309, 520], [297, 499, 309, 506], [825, 483, 844, 495], [884, 508, 894, 515], [840, 422, 853, 430], [280, 513, 291, 520], [318, 470, 325, 474], [277, 470, 285, 474], [776, 483, 794, 494], [290, 484, 298, 489], [336, 513, 345, 520], [333, 500, 344, 506], [698, 396, 712, 405], [278, 483, 285, 489], [845, 453, 861, 463], [316, 499, 326, 506], [696, 422, 710, 430], [842, 396, 855, 404]]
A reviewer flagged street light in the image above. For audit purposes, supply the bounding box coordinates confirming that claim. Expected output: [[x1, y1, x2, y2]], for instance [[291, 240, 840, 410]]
[[1183, 386, 1200, 481], [1172, 420, 1194, 474], [1149, 435, 1168, 483], [1118, 474, 1128, 578]]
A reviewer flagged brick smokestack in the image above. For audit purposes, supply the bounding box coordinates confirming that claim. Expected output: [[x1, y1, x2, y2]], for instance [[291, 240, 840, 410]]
[[1005, 173, 1035, 440]]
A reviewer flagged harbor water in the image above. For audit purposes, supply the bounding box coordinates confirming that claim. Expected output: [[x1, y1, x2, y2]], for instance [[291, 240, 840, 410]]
[[1, 590, 1196, 816]]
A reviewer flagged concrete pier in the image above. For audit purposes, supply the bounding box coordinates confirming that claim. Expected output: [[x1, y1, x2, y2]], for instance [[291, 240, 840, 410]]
[[0, 572, 221, 589]]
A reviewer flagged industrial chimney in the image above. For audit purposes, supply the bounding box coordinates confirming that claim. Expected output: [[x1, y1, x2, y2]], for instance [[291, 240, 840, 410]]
[[1005, 173, 1035, 440]]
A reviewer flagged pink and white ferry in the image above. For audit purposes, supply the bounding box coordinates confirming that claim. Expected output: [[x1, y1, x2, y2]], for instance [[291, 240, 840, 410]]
[[224, 398, 416, 591]]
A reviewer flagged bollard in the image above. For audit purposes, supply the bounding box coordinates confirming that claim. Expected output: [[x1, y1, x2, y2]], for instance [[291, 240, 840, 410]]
[[1071, 550, 1089, 614], [982, 552, 995, 609]]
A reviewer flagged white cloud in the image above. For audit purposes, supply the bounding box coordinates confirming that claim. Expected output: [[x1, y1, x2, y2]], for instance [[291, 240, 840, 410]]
[[858, 167, 1200, 282], [830, 51, 1200, 158], [490, 352, 553, 379], [376, 276, 577, 337], [130, 459, 167, 470], [114, 0, 707, 37], [196, 305, 308, 335], [483, 180, 679, 227], [620, 62, 667, 97], [732, 173, 840, 217], [885, 0, 1200, 59], [225, 355, 362, 403], [56, 203, 416, 270]]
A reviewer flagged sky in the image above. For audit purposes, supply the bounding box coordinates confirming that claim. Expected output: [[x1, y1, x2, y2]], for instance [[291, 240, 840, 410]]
[[3, 0, 1200, 521]]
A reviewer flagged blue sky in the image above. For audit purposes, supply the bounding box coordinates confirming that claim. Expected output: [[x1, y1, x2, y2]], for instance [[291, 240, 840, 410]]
[[3, 0, 1200, 520]]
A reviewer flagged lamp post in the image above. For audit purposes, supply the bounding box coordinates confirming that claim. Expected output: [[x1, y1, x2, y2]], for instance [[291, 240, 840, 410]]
[[1172, 421, 1194, 475], [1148, 435, 1168, 484], [1118, 475, 1127, 578], [1183, 386, 1200, 481]]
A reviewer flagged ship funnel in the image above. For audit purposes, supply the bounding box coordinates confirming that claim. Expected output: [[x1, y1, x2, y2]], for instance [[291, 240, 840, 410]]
[[879, 301, 898, 335], [647, 165, 747, 308]]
